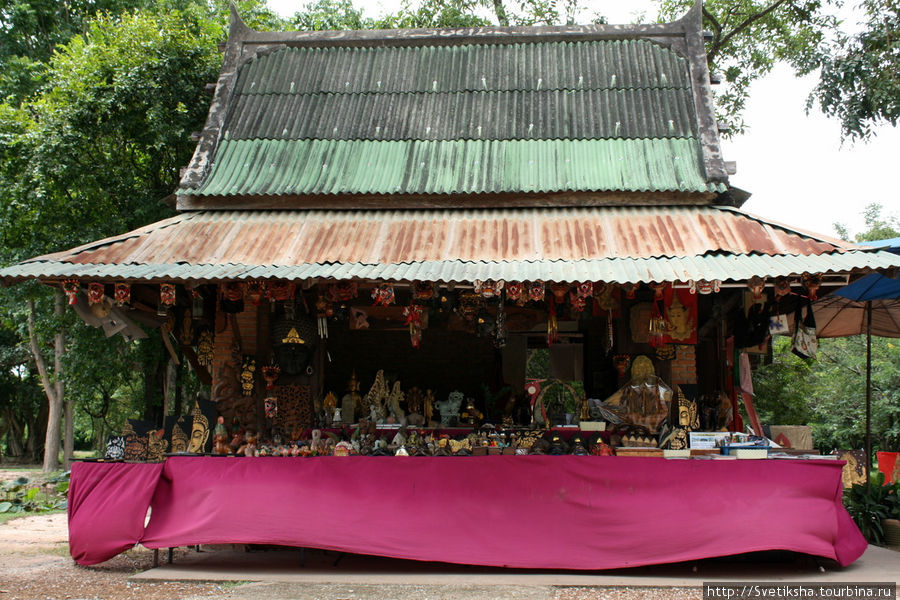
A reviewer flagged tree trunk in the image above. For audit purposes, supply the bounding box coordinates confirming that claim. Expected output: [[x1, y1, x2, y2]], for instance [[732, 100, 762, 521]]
[[491, 0, 510, 26], [63, 395, 74, 470], [28, 291, 66, 473]]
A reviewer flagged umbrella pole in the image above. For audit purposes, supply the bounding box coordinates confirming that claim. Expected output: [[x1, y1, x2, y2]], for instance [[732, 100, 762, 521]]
[[865, 301, 872, 487]]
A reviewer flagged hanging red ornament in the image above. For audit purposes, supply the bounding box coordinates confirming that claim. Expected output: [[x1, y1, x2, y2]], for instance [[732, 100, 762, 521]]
[[575, 281, 593, 298], [328, 281, 358, 302], [261, 365, 281, 390], [87, 283, 105, 305], [268, 280, 296, 301], [160, 283, 176, 307], [547, 296, 559, 345], [621, 282, 636, 299], [403, 303, 424, 349], [114, 282, 131, 306], [505, 281, 524, 304], [649, 281, 669, 300], [371, 283, 395, 306], [264, 396, 278, 419], [528, 280, 545, 302], [689, 280, 721, 295], [316, 294, 330, 339], [550, 283, 569, 302], [569, 291, 587, 313], [412, 281, 434, 301], [246, 281, 266, 306], [62, 279, 79, 305]]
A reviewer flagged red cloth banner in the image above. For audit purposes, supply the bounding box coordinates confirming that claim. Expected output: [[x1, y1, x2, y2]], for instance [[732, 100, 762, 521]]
[[69, 456, 866, 569], [67, 461, 164, 565]]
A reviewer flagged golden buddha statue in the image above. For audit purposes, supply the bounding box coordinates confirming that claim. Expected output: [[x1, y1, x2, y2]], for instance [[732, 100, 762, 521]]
[[187, 402, 210, 453]]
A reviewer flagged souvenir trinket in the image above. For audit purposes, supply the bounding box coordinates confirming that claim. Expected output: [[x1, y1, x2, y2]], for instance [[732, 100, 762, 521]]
[[621, 282, 637, 299], [457, 292, 482, 321], [240, 356, 256, 396], [593, 282, 618, 311], [362, 370, 389, 423], [113, 282, 131, 306], [316, 294, 330, 339], [187, 402, 210, 453], [159, 283, 176, 311], [614, 354, 631, 378], [648, 310, 667, 348], [189, 287, 204, 318], [528, 280, 545, 302], [550, 282, 570, 302], [747, 276, 767, 300], [271, 314, 317, 375], [493, 301, 507, 348], [505, 281, 524, 305], [475, 307, 495, 337], [689, 279, 721, 295], [569, 290, 587, 313], [328, 281, 358, 302], [246, 281, 266, 306], [264, 396, 278, 419], [197, 331, 214, 367], [403, 303, 424, 348], [649, 281, 669, 300], [268, 280, 296, 302], [221, 282, 244, 313], [801, 272, 821, 300], [435, 391, 464, 427], [323, 392, 338, 424], [333, 441, 354, 456], [87, 282, 105, 305], [474, 279, 504, 298], [773, 276, 792, 298], [213, 417, 230, 454], [570, 434, 589, 455], [371, 283, 395, 306], [60, 279, 80, 305], [655, 344, 676, 360], [387, 382, 405, 423]]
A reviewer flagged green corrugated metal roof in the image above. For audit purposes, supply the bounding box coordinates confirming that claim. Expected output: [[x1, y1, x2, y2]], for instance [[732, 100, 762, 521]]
[[184, 138, 725, 196], [178, 35, 727, 199], [234, 41, 691, 96]]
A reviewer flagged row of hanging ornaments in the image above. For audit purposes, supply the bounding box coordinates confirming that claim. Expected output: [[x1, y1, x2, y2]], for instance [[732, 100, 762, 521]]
[[60, 274, 822, 349]]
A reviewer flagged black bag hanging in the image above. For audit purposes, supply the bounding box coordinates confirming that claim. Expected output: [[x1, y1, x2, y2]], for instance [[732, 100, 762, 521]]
[[734, 302, 770, 349]]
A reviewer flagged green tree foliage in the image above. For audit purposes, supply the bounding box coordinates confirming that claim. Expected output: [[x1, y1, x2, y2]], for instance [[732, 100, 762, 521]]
[[658, 0, 839, 135], [810, 0, 900, 141]]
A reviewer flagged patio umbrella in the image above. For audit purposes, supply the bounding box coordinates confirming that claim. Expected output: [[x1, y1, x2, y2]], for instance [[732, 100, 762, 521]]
[[813, 238, 900, 484]]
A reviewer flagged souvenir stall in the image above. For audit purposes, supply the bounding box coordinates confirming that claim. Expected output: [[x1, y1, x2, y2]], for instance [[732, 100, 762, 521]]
[[5, 1, 899, 571]]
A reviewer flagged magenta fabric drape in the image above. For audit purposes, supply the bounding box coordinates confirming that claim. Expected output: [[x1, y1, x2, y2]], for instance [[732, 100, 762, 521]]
[[135, 456, 864, 569], [67, 456, 866, 568], [67, 461, 164, 565]]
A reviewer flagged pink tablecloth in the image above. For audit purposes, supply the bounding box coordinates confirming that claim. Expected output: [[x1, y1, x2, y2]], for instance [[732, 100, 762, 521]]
[[68, 456, 866, 568]]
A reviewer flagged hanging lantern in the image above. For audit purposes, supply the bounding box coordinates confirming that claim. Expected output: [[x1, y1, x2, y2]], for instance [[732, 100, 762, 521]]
[[371, 283, 395, 306], [528, 280, 545, 302], [62, 279, 79, 305], [403, 303, 424, 349], [87, 283, 105, 305], [114, 282, 131, 306], [569, 290, 587, 313], [747, 275, 766, 300]]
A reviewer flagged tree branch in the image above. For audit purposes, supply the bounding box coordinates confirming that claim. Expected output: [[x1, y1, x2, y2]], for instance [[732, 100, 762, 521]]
[[709, 0, 793, 64], [27, 299, 58, 407]]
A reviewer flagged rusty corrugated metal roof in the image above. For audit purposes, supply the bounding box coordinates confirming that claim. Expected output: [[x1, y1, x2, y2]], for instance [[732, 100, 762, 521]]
[[6, 206, 897, 285]]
